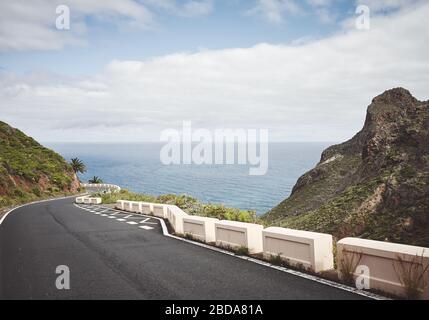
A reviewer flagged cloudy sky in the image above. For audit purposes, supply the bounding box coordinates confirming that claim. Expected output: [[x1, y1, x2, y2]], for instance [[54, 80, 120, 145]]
[[0, 0, 428, 142]]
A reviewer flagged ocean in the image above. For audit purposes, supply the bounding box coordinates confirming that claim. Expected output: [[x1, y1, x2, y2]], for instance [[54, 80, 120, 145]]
[[46, 142, 332, 214]]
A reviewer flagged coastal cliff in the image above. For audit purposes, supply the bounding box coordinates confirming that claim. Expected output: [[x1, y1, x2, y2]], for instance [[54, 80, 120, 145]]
[[264, 88, 429, 247]]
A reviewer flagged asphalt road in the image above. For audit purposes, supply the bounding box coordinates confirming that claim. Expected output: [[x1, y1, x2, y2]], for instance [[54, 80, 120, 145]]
[[0, 197, 367, 300]]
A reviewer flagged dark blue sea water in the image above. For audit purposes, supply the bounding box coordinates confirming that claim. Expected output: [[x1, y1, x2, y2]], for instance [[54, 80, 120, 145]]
[[46, 143, 332, 214]]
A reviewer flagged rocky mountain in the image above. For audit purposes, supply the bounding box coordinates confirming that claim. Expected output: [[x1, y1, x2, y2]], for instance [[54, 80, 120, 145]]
[[0, 121, 80, 208], [264, 88, 429, 247]]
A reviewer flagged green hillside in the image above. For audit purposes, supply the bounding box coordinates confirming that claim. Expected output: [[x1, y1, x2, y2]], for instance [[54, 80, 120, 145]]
[[0, 121, 80, 208]]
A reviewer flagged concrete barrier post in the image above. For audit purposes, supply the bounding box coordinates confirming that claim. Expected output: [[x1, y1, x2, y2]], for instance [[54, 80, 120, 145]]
[[115, 200, 124, 210], [183, 216, 219, 243], [215, 220, 264, 254], [337, 238, 429, 299], [90, 198, 102, 205], [75, 197, 87, 204], [123, 201, 132, 212], [130, 201, 141, 214], [153, 204, 168, 219], [262, 227, 334, 273], [141, 203, 152, 215], [167, 206, 188, 234]]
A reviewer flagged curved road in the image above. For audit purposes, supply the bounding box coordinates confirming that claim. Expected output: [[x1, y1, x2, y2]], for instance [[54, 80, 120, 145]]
[[0, 197, 367, 300]]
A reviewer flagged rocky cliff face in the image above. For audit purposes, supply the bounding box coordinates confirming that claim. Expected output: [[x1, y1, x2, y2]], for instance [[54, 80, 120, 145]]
[[264, 88, 429, 247], [0, 121, 80, 208]]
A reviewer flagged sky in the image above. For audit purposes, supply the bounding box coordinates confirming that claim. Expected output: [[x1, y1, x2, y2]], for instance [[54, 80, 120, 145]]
[[0, 0, 428, 142]]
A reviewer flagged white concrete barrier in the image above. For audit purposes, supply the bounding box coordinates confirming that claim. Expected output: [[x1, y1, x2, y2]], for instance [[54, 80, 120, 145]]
[[262, 227, 334, 273], [130, 201, 141, 214], [75, 196, 87, 204], [215, 220, 263, 254], [89, 197, 102, 205], [153, 204, 169, 219], [81, 183, 121, 193], [80, 197, 101, 205], [116, 200, 151, 214], [337, 238, 429, 299], [183, 216, 219, 243], [123, 201, 133, 212], [141, 203, 152, 215], [115, 200, 124, 210], [167, 206, 188, 234]]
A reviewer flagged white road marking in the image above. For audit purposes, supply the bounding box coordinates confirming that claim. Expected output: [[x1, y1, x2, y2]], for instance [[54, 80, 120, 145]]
[[137, 218, 158, 225], [125, 215, 149, 220], [127, 221, 138, 225], [117, 219, 126, 222], [139, 226, 154, 230]]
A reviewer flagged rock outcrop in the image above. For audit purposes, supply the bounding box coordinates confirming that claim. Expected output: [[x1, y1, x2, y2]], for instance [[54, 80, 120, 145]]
[[264, 88, 429, 247]]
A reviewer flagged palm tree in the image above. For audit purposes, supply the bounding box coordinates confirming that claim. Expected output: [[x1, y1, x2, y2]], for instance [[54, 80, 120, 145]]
[[88, 176, 103, 184], [70, 158, 86, 175]]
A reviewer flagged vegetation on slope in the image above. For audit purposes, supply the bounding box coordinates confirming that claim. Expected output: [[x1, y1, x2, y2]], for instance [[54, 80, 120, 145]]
[[98, 189, 259, 223], [0, 121, 80, 208]]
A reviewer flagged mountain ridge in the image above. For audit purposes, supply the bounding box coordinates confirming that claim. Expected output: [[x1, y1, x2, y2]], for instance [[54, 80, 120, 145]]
[[264, 88, 429, 247]]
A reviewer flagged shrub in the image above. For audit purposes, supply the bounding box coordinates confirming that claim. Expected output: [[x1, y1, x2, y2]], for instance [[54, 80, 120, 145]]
[[393, 253, 429, 300], [0, 196, 10, 207], [184, 233, 196, 241], [31, 187, 41, 197], [338, 251, 363, 286], [269, 253, 284, 266], [234, 246, 249, 256], [105, 190, 259, 224], [13, 189, 25, 198]]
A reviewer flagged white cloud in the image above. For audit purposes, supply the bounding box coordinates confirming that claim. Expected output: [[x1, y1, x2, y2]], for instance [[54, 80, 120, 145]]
[[306, 0, 333, 7], [180, 0, 213, 17], [246, 0, 302, 24], [1, 3, 428, 142], [247, 0, 427, 24], [0, 0, 215, 52], [0, 0, 153, 52], [144, 0, 213, 17], [356, 0, 426, 12]]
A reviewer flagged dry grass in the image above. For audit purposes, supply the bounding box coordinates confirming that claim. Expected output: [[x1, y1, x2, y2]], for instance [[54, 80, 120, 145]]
[[234, 245, 250, 256], [269, 253, 284, 266], [338, 250, 363, 286], [184, 233, 196, 241], [393, 252, 429, 300]]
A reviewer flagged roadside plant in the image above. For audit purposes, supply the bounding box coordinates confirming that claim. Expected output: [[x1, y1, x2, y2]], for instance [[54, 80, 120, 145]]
[[393, 252, 429, 300], [234, 246, 249, 256], [339, 251, 363, 286], [269, 253, 284, 266], [184, 233, 195, 241]]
